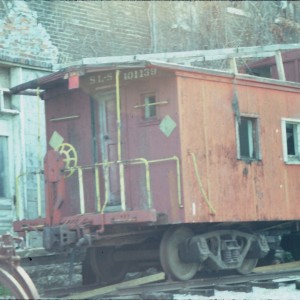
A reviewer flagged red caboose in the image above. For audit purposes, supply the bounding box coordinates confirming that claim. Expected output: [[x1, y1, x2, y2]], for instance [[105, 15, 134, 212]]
[[11, 61, 300, 283]]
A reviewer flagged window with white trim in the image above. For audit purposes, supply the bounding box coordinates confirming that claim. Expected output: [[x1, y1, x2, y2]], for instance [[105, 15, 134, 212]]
[[236, 116, 261, 161], [281, 118, 300, 163]]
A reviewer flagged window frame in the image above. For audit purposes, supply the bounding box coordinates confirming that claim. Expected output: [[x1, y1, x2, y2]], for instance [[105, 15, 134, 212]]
[[143, 94, 157, 120], [281, 118, 300, 164], [137, 92, 161, 126], [0, 121, 12, 200], [235, 114, 262, 161]]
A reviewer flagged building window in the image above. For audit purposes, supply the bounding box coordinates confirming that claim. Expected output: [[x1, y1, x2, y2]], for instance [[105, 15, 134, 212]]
[[282, 119, 300, 163], [144, 95, 156, 119], [236, 116, 261, 161], [0, 136, 9, 198]]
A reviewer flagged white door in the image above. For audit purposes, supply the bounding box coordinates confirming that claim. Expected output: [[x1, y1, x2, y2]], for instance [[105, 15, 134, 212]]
[[95, 91, 121, 208]]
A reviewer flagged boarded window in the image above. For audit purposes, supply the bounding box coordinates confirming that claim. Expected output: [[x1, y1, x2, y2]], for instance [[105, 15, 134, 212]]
[[0, 136, 9, 198], [144, 96, 156, 119], [237, 116, 260, 160]]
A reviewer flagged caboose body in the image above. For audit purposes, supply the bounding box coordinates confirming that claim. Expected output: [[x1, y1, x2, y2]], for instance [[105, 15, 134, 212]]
[[12, 61, 300, 282]]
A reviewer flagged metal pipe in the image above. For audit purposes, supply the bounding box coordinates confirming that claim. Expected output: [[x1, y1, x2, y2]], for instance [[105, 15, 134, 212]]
[[95, 166, 101, 212], [174, 156, 183, 208], [190, 152, 216, 215], [101, 162, 110, 214], [134, 101, 168, 108], [115, 70, 126, 211], [144, 156, 183, 208], [78, 168, 85, 214], [128, 158, 152, 208], [36, 173, 42, 218], [116, 70, 121, 161], [50, 115, 79, 122], [119, 163, 126, 211]]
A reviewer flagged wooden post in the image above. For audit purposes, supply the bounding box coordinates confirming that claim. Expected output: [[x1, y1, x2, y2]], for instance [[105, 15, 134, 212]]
[[275, 50, 286, 81], [229, 57, 238, 74]]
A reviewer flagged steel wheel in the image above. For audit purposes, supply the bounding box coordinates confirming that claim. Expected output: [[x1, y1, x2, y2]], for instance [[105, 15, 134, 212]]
[[0, 265, 29, 299], [159, 226, 199, 281], [13, 266, 40, 299], [237, 258, 258, 274], [89, 247, 128, 284]]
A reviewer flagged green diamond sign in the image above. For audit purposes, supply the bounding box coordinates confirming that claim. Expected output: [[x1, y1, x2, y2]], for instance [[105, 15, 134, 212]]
[[159, 115, 177, 137]]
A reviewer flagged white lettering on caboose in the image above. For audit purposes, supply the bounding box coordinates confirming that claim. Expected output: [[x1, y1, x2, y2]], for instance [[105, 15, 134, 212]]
[[123, 68, 157, 80]]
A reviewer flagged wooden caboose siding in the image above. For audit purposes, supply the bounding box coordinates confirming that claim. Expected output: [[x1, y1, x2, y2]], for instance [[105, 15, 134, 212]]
[[176, 71, 300, 224], [44, 86, 96, 216], [122, 72, 184, 222]]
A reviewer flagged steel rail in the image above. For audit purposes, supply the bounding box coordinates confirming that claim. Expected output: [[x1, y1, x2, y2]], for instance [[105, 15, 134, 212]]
[[114, 268, 300, 296], [43, 267, 300, 298]]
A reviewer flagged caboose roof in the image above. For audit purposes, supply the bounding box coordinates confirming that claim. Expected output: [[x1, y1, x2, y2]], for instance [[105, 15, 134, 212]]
[[10, 60, 300, 95]]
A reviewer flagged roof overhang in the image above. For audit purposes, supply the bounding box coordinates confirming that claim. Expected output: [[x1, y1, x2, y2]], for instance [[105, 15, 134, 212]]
[[10, 60, 300, 95]]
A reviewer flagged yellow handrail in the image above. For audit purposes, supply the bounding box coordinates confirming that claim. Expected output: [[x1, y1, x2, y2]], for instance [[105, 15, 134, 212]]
[[65, 155, 183, 212], [148, 156, 183, 208], [101, 161, 110, 213], [190, 152, 216, 215], [125, 158, 152, 208], [95, 166, 101, 212], [78, 167, 85, 214], [115, 70, 126, 211]]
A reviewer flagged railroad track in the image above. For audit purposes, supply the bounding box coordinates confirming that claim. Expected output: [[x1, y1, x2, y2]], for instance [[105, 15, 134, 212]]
[[43, 261, 300, 299]]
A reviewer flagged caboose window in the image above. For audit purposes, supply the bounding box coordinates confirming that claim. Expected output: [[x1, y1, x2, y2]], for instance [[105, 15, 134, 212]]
[[282, 119, 300, 163], [236, 116, 260, 161], [144, 96, 156, 119]]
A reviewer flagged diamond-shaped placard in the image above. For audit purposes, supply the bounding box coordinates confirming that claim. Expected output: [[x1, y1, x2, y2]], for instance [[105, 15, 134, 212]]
[[49, 131, 64, 150], [159, 115, 177, 137]]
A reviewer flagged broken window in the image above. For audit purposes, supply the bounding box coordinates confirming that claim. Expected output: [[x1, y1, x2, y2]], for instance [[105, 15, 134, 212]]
[[282, 119, 300, 163], [0, 136, 9, 198], [237, 116, 260, 160], [144, 95, 156, 119]]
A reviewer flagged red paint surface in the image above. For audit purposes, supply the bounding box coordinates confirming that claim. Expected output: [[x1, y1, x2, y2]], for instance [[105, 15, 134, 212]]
[[39, 66, 300, 227]]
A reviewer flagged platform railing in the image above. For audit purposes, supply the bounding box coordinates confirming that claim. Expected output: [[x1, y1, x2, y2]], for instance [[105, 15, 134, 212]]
[[15, 156, 183, 219], [68, 155, 183, 215]]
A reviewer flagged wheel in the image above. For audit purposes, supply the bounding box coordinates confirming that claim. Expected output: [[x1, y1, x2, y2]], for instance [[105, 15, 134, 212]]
[[159, 226, 199, 281], [0, 264, 39, 299], [236, 258, 258, 275], [57, 143, 78, 178], [13, 266, 39, 299], [89, 247, 128, 285]]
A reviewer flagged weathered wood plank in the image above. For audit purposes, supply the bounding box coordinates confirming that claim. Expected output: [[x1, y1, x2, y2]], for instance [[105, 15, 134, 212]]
[[275, 50, 286, 80], [254, 261, 300, 273], [64, 272, 165, 299], [58, 43, 300, 69], [251, 280, 279, 289], [215, 284, 252, 293]]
